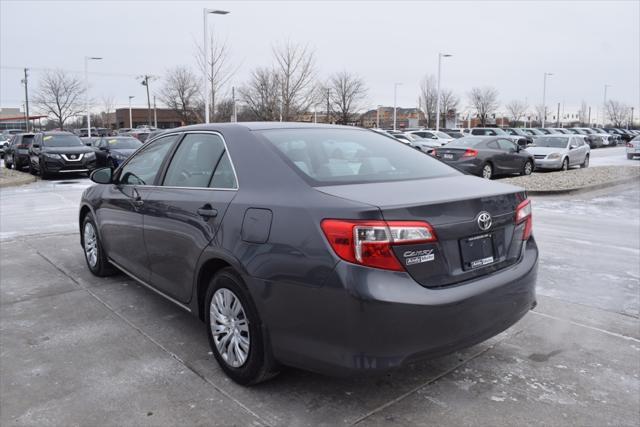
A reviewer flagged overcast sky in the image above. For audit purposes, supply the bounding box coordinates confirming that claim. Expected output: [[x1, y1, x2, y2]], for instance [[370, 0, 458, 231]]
[[1, 0, 639, 117]]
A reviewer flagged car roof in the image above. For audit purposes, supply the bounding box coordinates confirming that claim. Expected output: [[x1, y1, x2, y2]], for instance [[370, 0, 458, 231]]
[[173, 122, 363, 132]]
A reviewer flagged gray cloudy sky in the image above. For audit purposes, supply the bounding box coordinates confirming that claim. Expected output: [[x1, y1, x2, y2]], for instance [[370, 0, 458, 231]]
[[1, 0, 639, 117]]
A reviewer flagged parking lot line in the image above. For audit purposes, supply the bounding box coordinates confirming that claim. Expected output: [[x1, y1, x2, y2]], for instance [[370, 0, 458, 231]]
[[530, 311, 640, 343]]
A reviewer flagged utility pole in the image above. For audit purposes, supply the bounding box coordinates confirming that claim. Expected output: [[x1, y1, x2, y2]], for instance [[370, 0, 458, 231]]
[[435, 53, 452, 131], [141, 75, 152, 127], [602, 84, 611, 127], [630, 107, 634, 130], [153, 95, 157, 128], [21, 68, 30, 132], [541, 72, 553, 128], [231, 86, 237, 122], [588, 106, 591, 126], [556, 103, 560, 127], [326, 88, 331, 124]]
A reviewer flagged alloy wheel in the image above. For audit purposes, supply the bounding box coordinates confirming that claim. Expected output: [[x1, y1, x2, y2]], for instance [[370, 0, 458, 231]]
[[83, 222, 98, 268], [210, 288, 250, 368], [482, 164, 492, 179], [524, 161, 533, 175]]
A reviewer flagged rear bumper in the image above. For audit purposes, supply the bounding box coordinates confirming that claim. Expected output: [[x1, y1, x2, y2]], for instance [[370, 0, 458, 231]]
[[441, 159, 483, 176], [256, 238, 538, 376]]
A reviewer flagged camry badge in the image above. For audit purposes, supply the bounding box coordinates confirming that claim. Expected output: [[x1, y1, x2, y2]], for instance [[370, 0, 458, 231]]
[[476, 211, 492, 231]]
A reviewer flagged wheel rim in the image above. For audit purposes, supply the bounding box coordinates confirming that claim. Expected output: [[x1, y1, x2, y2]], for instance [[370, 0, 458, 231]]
[[524, 162, 532, 175], [483, 165, 492, 179], [210, 288, 250, 368], [563, 159, 568, 170], [83, 222, 98, 268]]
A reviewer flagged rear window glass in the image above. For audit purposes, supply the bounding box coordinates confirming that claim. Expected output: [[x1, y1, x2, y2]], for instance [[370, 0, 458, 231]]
[[259, 128, 458, 186]]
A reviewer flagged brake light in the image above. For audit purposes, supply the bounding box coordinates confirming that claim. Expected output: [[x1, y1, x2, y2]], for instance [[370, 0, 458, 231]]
[[515, 199, 532, 240], [462, 149, 478, 157], [321, 219, 437, 271]]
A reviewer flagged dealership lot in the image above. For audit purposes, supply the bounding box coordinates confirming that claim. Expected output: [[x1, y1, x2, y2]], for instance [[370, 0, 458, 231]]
[[1, 150, 639, 426]]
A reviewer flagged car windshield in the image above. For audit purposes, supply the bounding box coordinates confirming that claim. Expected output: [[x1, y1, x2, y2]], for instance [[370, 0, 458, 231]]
[[103, 137, 142, 149], [259, 128, 459, 185], [532, 136, 569, 148], [445, 137, 486, 148], [42, 134, 83, 147]]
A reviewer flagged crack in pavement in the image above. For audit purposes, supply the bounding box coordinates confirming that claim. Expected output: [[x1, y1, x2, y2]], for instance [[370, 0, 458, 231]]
[[28, 243, 273, 427]]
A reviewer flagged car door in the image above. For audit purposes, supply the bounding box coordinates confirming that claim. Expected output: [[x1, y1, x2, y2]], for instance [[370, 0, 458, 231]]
[[97, 134, 179, 281], [143, 132, 238, 303], [567, 137, 580, 166], [496, 138, 522, 172]]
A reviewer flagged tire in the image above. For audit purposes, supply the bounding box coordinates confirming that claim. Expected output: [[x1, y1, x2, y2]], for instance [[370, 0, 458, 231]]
[[40, 162, 50, 180], [481, 163, 493, 179], [4, 158, 11, 169], [81, 213, 116, 277], [28, 160, 36, 175], [205, 267, 279, 385], [561, 158, 569, 171], [581, 154, 589, 168], [521, 160, 533, 176]]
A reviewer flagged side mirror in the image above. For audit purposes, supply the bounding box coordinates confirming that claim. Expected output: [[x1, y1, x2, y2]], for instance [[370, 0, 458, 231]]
[[90, 167, 113, 184], [517, 139, 528, 147], [569, 144, 577, 150], [431, 135, 438, 139]]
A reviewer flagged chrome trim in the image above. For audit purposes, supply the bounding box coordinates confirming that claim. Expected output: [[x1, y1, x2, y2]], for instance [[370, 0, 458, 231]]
[[59, 169, 89, 173], [108, 258, 192, 313], [61, 153, 84, 162]]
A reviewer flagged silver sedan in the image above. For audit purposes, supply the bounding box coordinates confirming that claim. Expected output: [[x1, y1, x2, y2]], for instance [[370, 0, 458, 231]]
[[525, 135, 590, 171]]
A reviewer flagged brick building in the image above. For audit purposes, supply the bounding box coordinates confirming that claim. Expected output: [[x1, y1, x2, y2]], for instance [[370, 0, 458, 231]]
[[359, 107, 425, 129], [115, 108, 184, 129]]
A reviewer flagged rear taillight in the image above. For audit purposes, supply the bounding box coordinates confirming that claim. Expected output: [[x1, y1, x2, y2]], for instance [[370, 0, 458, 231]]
[[515, 199, 532, 240], [462, 149, 478, 157], [321, 219, 437, 271]]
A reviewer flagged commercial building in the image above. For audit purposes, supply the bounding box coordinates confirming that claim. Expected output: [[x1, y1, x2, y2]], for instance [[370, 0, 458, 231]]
[[359, 107, 425, 129], [114, 108, 184, 129]]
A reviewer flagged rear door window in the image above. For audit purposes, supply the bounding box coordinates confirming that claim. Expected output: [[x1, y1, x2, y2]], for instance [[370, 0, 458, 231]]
[[497, 139, 516, 151], [162, 133, 226, 188]]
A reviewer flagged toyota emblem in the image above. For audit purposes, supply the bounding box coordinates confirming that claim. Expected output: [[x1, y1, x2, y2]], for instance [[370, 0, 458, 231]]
[[476, 211, 492, 231]]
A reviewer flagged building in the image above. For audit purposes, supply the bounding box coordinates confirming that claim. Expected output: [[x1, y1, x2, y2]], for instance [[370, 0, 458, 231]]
[[359, 107, 425, 129], [0, 107, 47, 131], [114, 108, 184, 129]]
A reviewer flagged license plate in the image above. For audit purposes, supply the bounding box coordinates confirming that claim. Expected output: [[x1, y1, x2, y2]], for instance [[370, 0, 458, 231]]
[[460, 233, 495, 270], [443, 153, 453, 159]]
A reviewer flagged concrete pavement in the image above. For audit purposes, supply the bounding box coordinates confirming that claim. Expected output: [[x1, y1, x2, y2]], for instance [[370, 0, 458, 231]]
[[0, 172, 638, 426]]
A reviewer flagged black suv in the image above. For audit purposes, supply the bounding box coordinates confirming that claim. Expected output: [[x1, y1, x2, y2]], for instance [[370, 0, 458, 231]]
[[3, 133, 35, 170], [28, 131, 97, 178]]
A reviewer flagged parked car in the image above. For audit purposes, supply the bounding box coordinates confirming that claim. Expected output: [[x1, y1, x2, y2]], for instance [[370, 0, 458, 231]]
[[434, 136, 534, 179], [440, 129, 464, 139], [80, 123, 538, 385], [407, 130, 454, 145], [0, 139, 9, 158], [573, 127, 614, 147], [521, 128, 545, 137], [525, 135, 590, 171], [463, 127, 508, 136], [590, 128, 619, 146], [504, 128, 535, 146], [90, 136, 143, 168], [565, 128, 604, 148], [627, 136, 640, 159], [535, 128, 556, 135], [3, 133, 35, 170], [28, 131, 97, 178], [551, 128, 572, 135]]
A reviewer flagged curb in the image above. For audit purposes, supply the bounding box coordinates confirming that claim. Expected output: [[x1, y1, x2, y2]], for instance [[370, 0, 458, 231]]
[[526, 175, 640, 195], [0, 173, 37, 188]]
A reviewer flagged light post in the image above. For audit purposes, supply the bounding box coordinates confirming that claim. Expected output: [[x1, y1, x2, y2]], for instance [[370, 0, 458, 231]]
[[435, 53, 452, 131], [203, 8, 230, 124], [602, 84, 611, 126], [84, 56, 102, 137], [128, 96, 135, 128], [541, 72, 553, 127], [393, 82, 402, 131]]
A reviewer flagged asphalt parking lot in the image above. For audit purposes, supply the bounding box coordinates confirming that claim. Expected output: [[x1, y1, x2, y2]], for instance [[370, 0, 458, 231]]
[[1, 148, 639, 426]]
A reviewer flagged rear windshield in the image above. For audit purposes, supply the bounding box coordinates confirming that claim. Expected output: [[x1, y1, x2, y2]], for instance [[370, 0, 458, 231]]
[[446, 137, 487, 148], [259, 128, 459, 185], [102, 137, 142, 149], [533, 136, 569, 148], [42, 134, 83, 147]]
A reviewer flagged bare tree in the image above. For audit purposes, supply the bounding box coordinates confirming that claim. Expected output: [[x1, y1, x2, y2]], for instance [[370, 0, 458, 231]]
[[327, 71, 368, 124], [468, 87, 499, 126], [273, 41, 317, 121], [159, 66, 202, 125], [605, 100, 629, 127], [239, 67, 281, 121], [215, 98, 235, 122], [505, 99, 528, 125], [419, 75, 437, 127], [578, 100, 589, 126], [33, 69, 85, 130], [438, 89, 459, 128], [101, 95, 115, 129], [195, 32, 236, 122]]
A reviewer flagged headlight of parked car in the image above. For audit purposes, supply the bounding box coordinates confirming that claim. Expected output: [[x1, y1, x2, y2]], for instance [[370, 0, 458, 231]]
[[85, 152, 96, 160], [547, 153, 562, 160], [43, 153, 61, 159]]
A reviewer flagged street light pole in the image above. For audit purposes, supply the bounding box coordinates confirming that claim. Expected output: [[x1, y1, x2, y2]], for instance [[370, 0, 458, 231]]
[[21, 68, 30, 132], [203, 8, 230, 124], [602, 84, 611, 127], [85, 56, 102, 137], [393, 82, 402, 131], [435, 53, 452, 131], [128, 96, 135, 128], [541, 72, 553, 128]]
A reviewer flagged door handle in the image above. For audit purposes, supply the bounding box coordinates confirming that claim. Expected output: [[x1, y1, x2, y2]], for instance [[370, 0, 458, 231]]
[[197, 205, 218, 218], [132, 188, 144, 208]]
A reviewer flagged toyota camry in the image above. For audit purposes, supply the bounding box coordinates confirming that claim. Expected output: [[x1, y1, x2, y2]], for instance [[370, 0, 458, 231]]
[[79, 123, 538, 385]]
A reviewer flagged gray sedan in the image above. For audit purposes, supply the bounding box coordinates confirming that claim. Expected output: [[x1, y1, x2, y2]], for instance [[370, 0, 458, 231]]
[[526, 135, 590, 171]]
